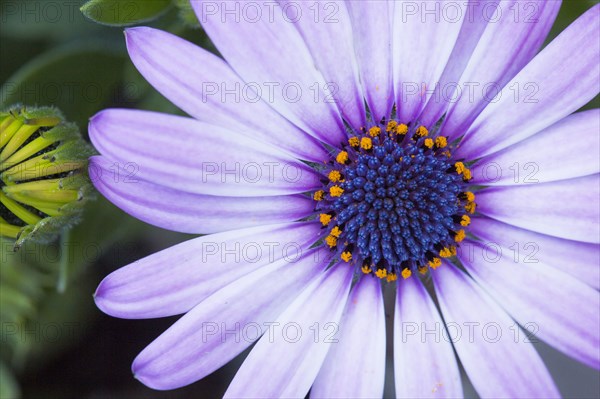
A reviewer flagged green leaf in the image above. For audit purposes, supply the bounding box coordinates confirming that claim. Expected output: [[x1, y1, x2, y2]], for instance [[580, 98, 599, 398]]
[[81, 0, 172, 26], [0, 361, 20, 399]]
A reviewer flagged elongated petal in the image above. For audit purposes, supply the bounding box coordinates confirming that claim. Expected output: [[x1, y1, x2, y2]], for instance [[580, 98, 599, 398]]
[[432, 264, 560, 398], [94, 222, 323, 318], [471, 109, 600, 185], [443, 0, 561, 139], [193, 1, 345, 145], [469, 216, 600, 290], [393, 0, 465, 123], [459, 240, 600, 370], [347, 0, 393, 120], [89, 109, 320, 197], [456, 4, 600, 159], [418, 0, 499, 127], [475, 175, 600, 243], [280, 0, 365, 128], [395, 277, 462, 398], [311, 276, 386, 398], [124, 27, 327, 162], [89, 156, 313, 235], [224, 264, 353, 398], [133, 247, 329, 390]]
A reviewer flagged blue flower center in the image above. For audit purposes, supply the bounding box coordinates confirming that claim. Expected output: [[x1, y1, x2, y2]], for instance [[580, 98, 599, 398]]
[[313, 119, 476, 282]]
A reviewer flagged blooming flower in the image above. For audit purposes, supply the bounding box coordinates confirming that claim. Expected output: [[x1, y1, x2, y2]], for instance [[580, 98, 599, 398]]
[[90, 1, 600, 397]]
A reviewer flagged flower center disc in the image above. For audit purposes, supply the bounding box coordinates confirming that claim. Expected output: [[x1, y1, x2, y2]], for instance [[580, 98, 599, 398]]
[[313, 119, 476, 281]]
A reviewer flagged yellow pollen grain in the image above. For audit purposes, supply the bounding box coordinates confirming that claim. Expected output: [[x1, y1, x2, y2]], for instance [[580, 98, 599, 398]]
[[435, 136, 448, 148], [439, 247, 453, 258], [375, 268, 388, 279], [341, 251, 352, 262], [330, 226, 342, 238], [360, 137, 372, 150], [418, 266, 428, 275], [460, 215, 471, 226], [401, 269, 412, 279], [361, 265, 372, 274], [463, 168, 472, 181], [386, 121, 398, 132], [386, 273, 398, 282], [464, 191, 475, 202], [328, 170, 342, 182], [465, 201, 476, 214], [416, 126, 429, 137], [396, 124, 408, 135], [348, 137, 359, 147], [336, 151, 349, 164], [368, 126, 381, 137], [424, 138, 434, 149], [428, 257, 442, 269], [329, 186, 344, 197], [455, 162, 466, 175], [313, 190, 324, 201], [325, 235, 337, 248], [454, 229, 466, 243], [319, 213, 332, 226]]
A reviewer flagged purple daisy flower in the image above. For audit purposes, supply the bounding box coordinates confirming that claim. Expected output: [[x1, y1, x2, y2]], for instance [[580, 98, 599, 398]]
[[89, 1, 600, 397]]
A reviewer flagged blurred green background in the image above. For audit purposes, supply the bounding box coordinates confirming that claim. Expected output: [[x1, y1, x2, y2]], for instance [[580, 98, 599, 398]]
[[1, 1, 599, 398]]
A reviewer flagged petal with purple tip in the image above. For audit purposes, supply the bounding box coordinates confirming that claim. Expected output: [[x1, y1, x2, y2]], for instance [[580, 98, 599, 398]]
[[132, 247, 329, 390], [94, 222, 323, 319], [224, 264, 353, 398], [124, 27, 327, 162], [89, 156, 314, 235], [89, 109, 320, 197]]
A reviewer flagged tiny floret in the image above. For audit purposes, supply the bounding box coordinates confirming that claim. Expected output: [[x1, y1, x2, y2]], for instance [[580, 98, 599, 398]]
[[360, 137, 372, 150]]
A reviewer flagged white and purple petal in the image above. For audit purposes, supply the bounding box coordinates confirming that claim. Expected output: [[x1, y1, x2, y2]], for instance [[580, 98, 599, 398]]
[[456, 4, 600, 159], [224, 264, 353, 398], [475, 175, 600, 243], [90, 109, 320, 197], [442, 0, 561, 139], [459, 239, 600, 370], [94, 222, 323, 319], [89, 156, 313, 234], [471, 109, 600, 185], [469, 216, 600, 290], [347, 0, 394, 121], [311, 276, 386, 398], [124, 27, 327, 162], [432, 263, 560, 398], [394, 277, 462, 398], [132, 247, 329, 390], [393, 0, 466, 123], [280, 0, 366, 129], [192, 0, 346, 145]]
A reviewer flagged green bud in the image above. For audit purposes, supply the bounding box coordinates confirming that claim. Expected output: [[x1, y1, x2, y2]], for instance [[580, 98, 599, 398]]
[[0, 105, 95, 250]]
